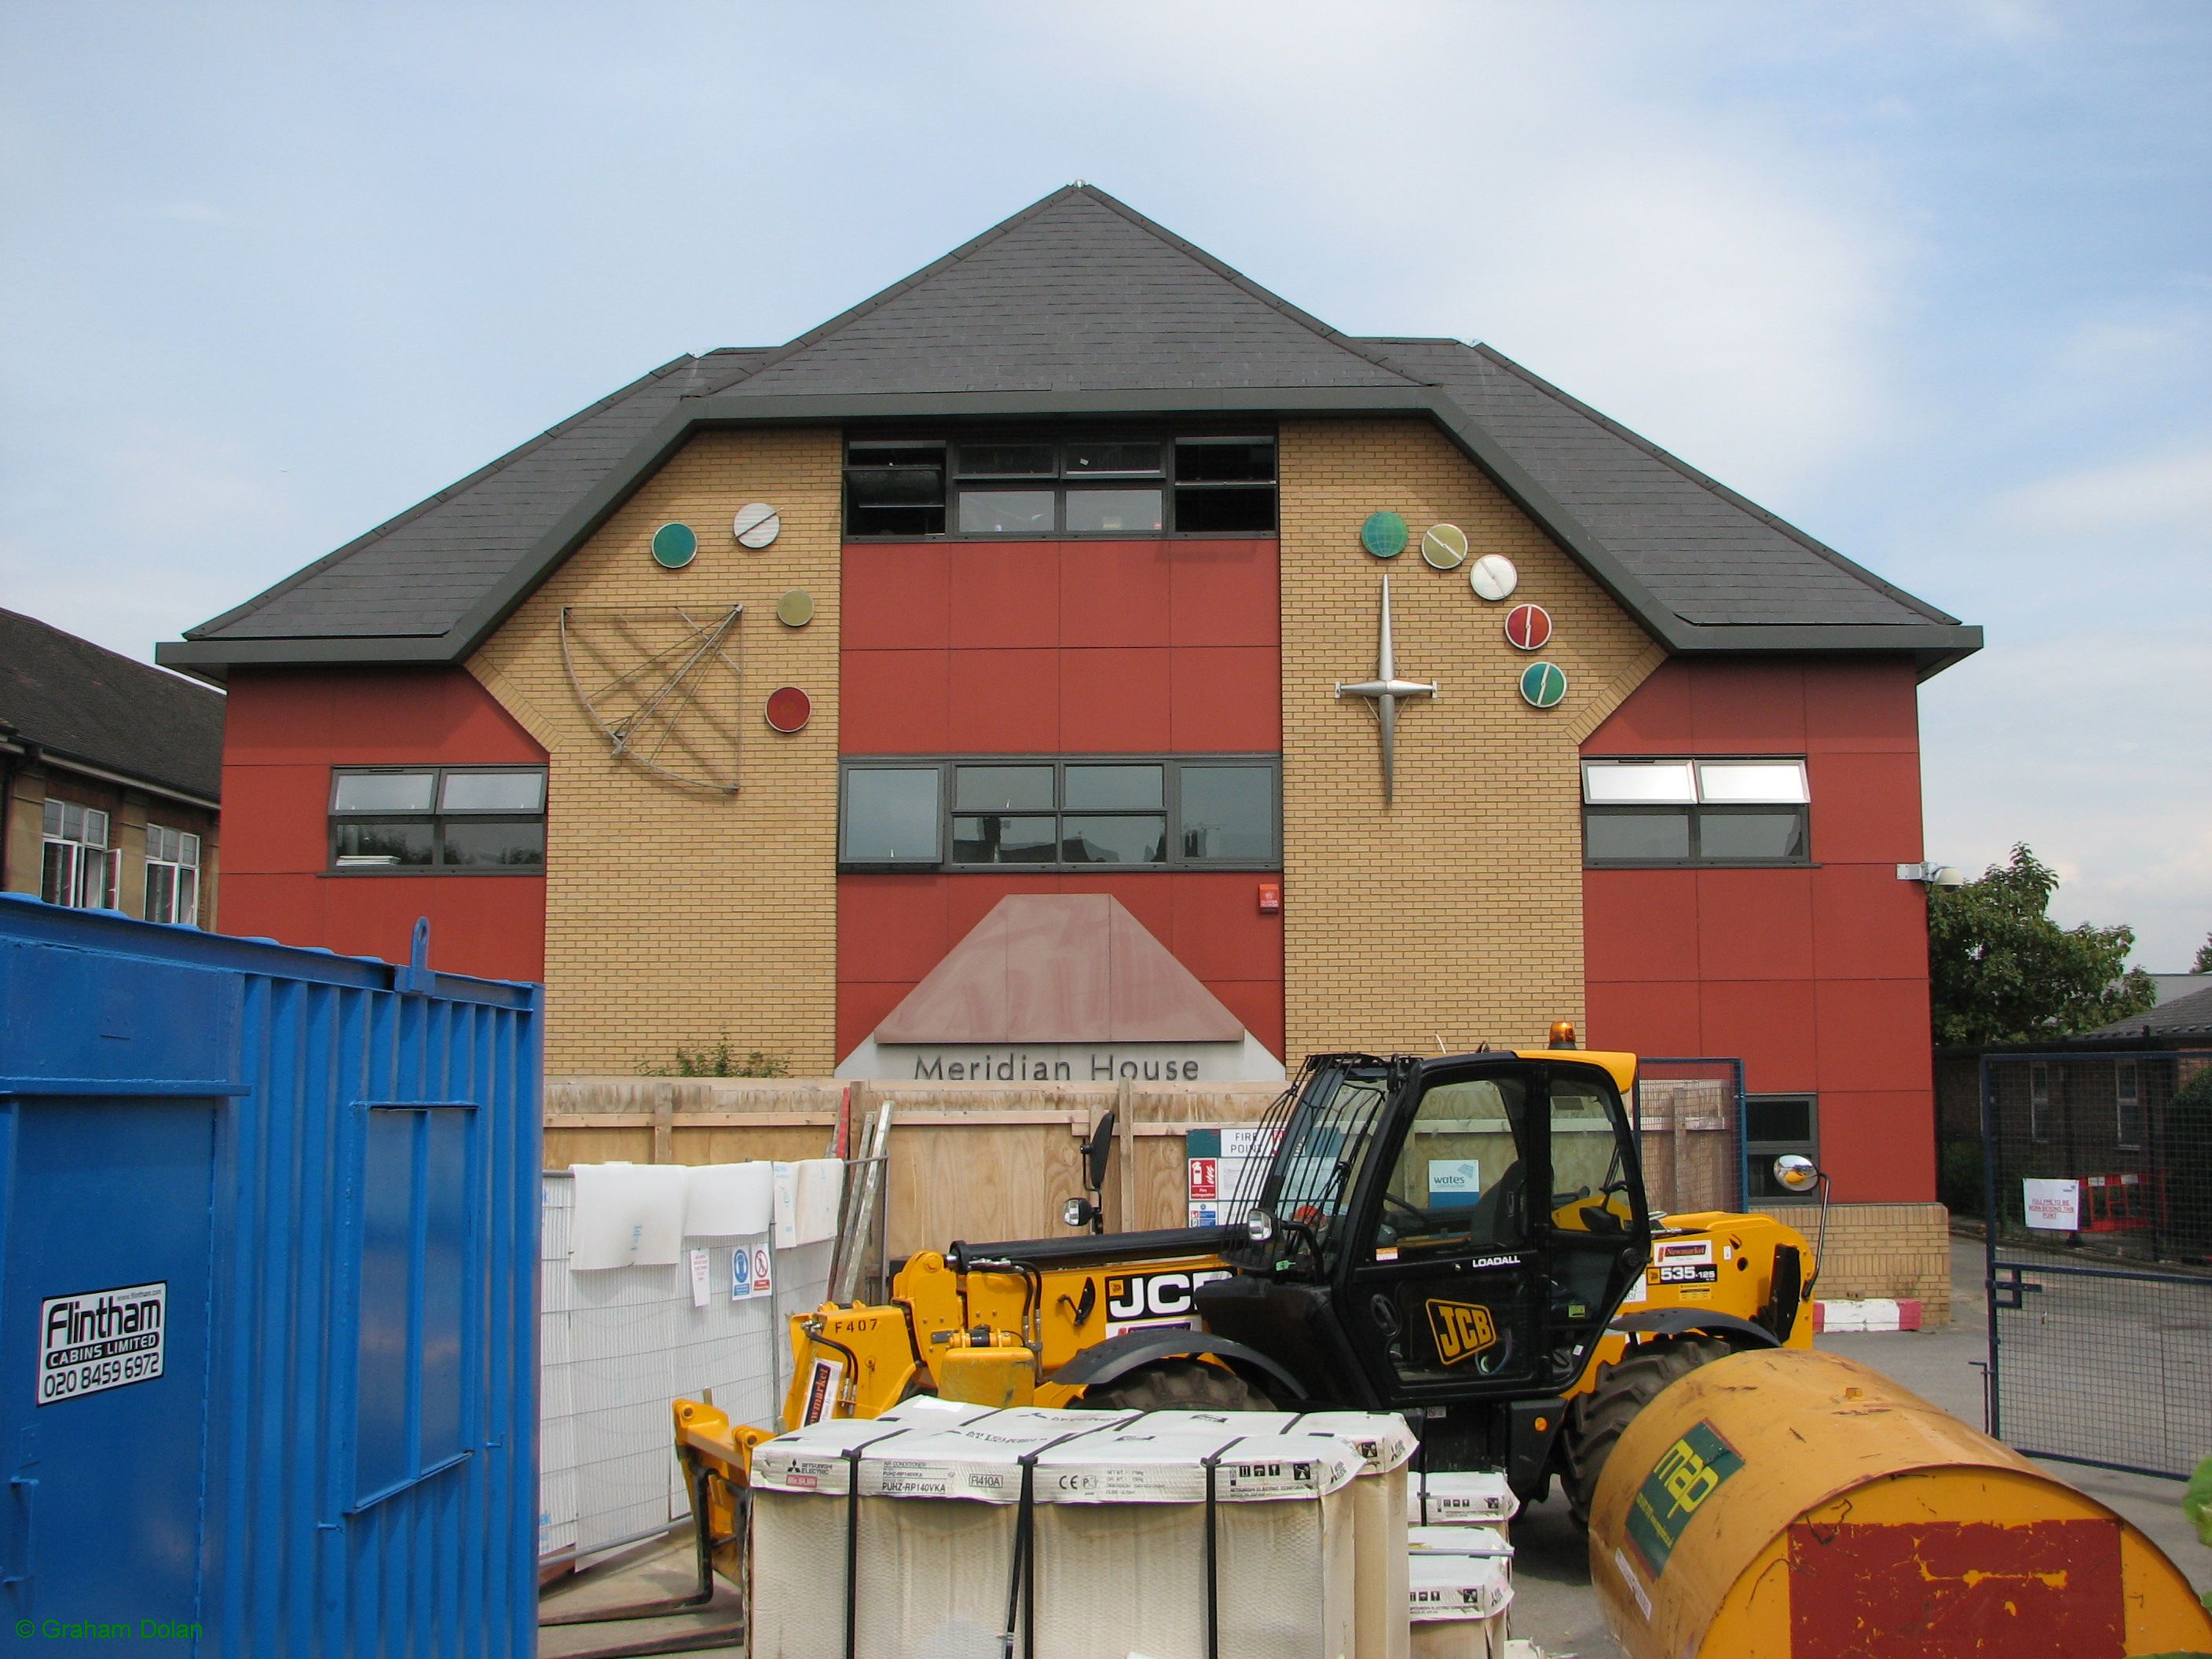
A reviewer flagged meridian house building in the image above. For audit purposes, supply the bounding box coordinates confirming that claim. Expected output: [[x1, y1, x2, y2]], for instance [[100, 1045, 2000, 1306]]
[[161, 187, 1979, 1302]]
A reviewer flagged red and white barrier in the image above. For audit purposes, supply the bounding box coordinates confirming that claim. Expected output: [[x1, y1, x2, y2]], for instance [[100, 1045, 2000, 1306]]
[[1811, 1298, 1924, 1334]]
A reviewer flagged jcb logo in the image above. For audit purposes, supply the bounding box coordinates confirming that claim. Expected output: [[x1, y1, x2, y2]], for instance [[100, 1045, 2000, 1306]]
[[1426, 1299, 1497, 1364], [1106, 1269, 1230, 1321]]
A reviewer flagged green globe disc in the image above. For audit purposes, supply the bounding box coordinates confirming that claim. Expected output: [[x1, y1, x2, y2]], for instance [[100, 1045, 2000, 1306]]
[[1361, 511, 1409, 558], [1519, 661, 1568, 709], [651, 522, 698, 569]]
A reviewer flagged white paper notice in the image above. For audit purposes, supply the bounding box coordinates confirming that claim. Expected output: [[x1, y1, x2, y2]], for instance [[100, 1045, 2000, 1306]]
[[689, 1250, 711, 1308], [2023, 1178, 2082, 1231]]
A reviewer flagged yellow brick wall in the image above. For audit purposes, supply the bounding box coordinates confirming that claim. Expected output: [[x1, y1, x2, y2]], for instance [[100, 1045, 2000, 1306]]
[[1755, 1199, 1954, 1323], [1278, 419, 1663, 1060], [469, 427, 843, 1075]]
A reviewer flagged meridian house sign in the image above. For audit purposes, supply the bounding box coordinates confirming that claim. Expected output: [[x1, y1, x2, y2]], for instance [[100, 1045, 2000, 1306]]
[[834, 894, 1285, 1082]]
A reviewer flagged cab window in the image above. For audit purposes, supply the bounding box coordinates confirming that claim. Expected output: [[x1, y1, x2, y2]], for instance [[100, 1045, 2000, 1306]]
[[1375, 1076, 1530, 1256]]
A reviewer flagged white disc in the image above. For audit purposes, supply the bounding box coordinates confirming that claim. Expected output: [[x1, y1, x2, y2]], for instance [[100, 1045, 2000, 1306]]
[[1468, 554, 1518, 602], [733, 502, 781, 548], [1421, 523, 1469, 569]]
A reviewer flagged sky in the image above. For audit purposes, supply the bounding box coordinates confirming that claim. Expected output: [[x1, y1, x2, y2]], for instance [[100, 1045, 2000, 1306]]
[[2, 1, 2207, 966]]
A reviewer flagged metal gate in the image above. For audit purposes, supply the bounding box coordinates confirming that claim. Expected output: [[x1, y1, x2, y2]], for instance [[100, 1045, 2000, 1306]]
[[1980, 1050, 2212, 1479]]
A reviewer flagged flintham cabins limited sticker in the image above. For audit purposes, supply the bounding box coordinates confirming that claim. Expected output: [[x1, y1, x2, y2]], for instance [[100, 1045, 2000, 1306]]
[[38, 1282, 165, 1406]]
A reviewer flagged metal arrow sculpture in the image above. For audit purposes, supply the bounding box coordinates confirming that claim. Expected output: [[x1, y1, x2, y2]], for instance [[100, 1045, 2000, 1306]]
[[1336, 574, 1438, 805]]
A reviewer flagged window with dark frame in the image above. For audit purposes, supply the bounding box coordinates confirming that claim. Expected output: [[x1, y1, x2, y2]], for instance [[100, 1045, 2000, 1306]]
[[144, 823, 202, 926], [1745, 1095, 1820, 1201], [840, 756, 1279, 870], [2115, 1060, 2144, 1150], [843, 433, 1276, 539], [328, 767, 548, 873], [1581, 758, 1811, 866]]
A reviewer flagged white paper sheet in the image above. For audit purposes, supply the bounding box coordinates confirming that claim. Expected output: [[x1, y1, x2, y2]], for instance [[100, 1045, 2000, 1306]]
[[569, 1163, 689, 1268], [684, 1161, 775, 1236], [773, 1159, 844, 1247]]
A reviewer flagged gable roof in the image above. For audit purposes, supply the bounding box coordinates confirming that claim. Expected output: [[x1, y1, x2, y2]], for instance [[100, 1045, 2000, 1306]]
[[872, 894, 1244, 1044], [0, 607, 225, 803], [161, 185, 1979, 680], [2086, 982, 2212, 1042]]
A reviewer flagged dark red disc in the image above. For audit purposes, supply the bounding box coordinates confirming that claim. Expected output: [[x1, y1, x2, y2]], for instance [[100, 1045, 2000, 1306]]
[[764, 686, 811, 734], [1505, 603, 1553, 651]]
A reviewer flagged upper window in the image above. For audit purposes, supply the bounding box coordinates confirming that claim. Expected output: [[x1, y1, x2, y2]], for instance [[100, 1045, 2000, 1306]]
[[1745, 1096, 1820, 1201], [840, 756, 1279, 870], [144, 823, 202, 926], [2115, 1061, 2144, 1150], [843, 433, 1276, 539], [40, 799, 115, 910], [1581, 758, 1810, 867], [329, 767, 547, 873]]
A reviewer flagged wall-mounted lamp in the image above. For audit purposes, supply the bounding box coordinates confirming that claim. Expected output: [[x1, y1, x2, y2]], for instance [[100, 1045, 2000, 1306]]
[[1896, 862, 1966, 888]]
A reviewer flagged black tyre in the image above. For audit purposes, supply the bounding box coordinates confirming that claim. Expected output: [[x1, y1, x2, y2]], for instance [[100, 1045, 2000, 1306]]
[[1562, 1335, 1732, 1528], [1079, 1357, 1275, 1412]]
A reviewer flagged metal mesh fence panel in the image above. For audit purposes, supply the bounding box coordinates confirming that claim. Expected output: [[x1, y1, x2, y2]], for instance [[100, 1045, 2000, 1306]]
[[1990, 1258, 2212, 1479], [1983, 1052, 2212, 1478], [538, 1173, 833, 1561], [1632, 1059, 1745, 1215]]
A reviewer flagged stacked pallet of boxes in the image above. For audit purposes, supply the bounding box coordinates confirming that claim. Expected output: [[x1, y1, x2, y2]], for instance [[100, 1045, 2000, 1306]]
[[1405, 1470, 1518, 1657], [749, 1401, 1414, 1658]]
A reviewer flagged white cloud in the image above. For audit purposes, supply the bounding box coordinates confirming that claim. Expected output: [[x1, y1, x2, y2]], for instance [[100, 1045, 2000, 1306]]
[[153, 200, 233, 225], [1921, 627, 2212, 969], [1987, 443, 2212, 539]]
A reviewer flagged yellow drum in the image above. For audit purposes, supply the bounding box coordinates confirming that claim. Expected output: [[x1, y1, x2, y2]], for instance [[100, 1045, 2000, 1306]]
[[1588, 1347, 2211, 1658]]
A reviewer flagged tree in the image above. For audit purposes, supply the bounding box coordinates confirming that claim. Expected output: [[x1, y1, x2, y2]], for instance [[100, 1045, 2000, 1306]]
[[2194, 932, 2212, 974], [1927, 844, 2156, 1046]]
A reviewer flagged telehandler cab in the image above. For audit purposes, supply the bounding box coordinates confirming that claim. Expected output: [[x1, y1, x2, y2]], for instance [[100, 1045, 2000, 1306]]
[[780, 1045, 1818, 1522]]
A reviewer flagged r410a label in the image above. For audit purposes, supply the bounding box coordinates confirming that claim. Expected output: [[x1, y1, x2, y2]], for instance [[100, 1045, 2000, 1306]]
[[38, 1282, 166, 1406]]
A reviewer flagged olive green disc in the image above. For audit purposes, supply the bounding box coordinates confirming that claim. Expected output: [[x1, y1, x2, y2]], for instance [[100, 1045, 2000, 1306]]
[[775, 589, 815, 628]]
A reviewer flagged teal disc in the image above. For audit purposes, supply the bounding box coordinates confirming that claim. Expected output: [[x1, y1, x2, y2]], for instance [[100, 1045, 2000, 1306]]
[[651, 522, 698, 569], [1361, 511, 1408, 558], [1519, 661, 1567, 709]]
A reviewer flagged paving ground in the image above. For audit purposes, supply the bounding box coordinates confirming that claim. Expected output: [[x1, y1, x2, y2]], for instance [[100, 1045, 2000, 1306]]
[[544, 1237, 2210, 1657]]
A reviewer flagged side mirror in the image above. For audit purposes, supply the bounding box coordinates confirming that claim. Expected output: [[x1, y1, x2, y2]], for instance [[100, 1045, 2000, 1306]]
[[1773, 1154, 1822, 1194], [1083, 1110, 1117, 1194]]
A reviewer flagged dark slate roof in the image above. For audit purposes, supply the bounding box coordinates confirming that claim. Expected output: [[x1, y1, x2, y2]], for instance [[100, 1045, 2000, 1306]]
[[2086, 982, 2212, 1042], [1363, 340, 1958, 632], [162, 185, 1979, 679], [0, 607, 225, 801]]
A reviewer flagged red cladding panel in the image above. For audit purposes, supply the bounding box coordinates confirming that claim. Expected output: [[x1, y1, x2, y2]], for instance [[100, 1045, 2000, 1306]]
[[1210, 980, 1286, 1063], [836, 877, 951, 983], [1696, 868, 1815, 981], [1687, 661, 1807, 750], [1168, 875, 1284, 982], [1582, 661, 1692, 755], [217, 669, 547, 984], [1586, 980, 1701, 1060], [1059, 542, 1173, 648], [1060, 650, 1173, 752], [1584, 869, 1700, 982], [1169, 540, 1279, 647], [840, 651, 951, 753], [1812, 865, 1930, 981], [1808, 751, 1925, 863], [1815, 1091, 1940, 1202], [949, 544, 1060, 649], [947, 650, 1060, 751], [1170, 647, 1280, 750], [1699, 979, 1818, 1094], [1815, 980, 1933, 1093], [1803, 660, 1920, 752], [837, 980, 912, 1064], [843, 543, 950, 650]]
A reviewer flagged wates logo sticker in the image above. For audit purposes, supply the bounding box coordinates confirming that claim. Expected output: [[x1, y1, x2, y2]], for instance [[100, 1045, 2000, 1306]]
[[1426, 1299, 1498, 1364]]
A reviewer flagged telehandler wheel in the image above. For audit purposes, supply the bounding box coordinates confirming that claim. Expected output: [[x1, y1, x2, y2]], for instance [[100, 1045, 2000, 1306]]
[[1078, 1357, 1275, 1412], [1562, 1335, 1732, 1529]]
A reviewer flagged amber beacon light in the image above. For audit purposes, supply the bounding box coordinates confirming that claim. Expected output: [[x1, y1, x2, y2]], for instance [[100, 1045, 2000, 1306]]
[[1547, 1020, 1578, 1049]]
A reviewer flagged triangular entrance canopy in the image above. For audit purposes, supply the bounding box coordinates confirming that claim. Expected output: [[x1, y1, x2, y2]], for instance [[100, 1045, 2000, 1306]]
[[837, 895, 1282, 1082]]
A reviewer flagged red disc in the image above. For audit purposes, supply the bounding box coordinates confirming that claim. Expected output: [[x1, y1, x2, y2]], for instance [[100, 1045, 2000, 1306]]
[[1505, 603, 1552, 651], [764, 686, 811, 734]]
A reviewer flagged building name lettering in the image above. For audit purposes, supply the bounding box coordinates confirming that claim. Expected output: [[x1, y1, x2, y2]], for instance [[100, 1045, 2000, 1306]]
[[912, 1051, 1205, 1082]]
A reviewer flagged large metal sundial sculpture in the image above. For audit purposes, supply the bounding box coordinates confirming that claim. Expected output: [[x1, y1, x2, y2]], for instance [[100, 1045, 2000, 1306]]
[[559, 604, 745, 792], [1335, 575, 1437, 805]]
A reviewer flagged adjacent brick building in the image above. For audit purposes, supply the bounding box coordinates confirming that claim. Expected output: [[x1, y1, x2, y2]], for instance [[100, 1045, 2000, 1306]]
[[160, 187, 1979, 1291]]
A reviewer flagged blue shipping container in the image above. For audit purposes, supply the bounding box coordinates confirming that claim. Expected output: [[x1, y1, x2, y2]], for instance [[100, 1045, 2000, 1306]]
[[0, 897, 540, 1654]]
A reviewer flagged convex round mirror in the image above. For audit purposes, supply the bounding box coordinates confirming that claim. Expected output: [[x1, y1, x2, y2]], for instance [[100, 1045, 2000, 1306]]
[[1773, 1153, 1823, 1194]]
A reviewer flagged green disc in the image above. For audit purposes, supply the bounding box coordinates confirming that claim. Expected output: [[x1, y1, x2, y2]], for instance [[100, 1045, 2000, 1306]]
[[1361, 511, 1409, 558], [1519, 661, 1568, 709], [776, 589, 815, 628], [651, 522, 698, 569]]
